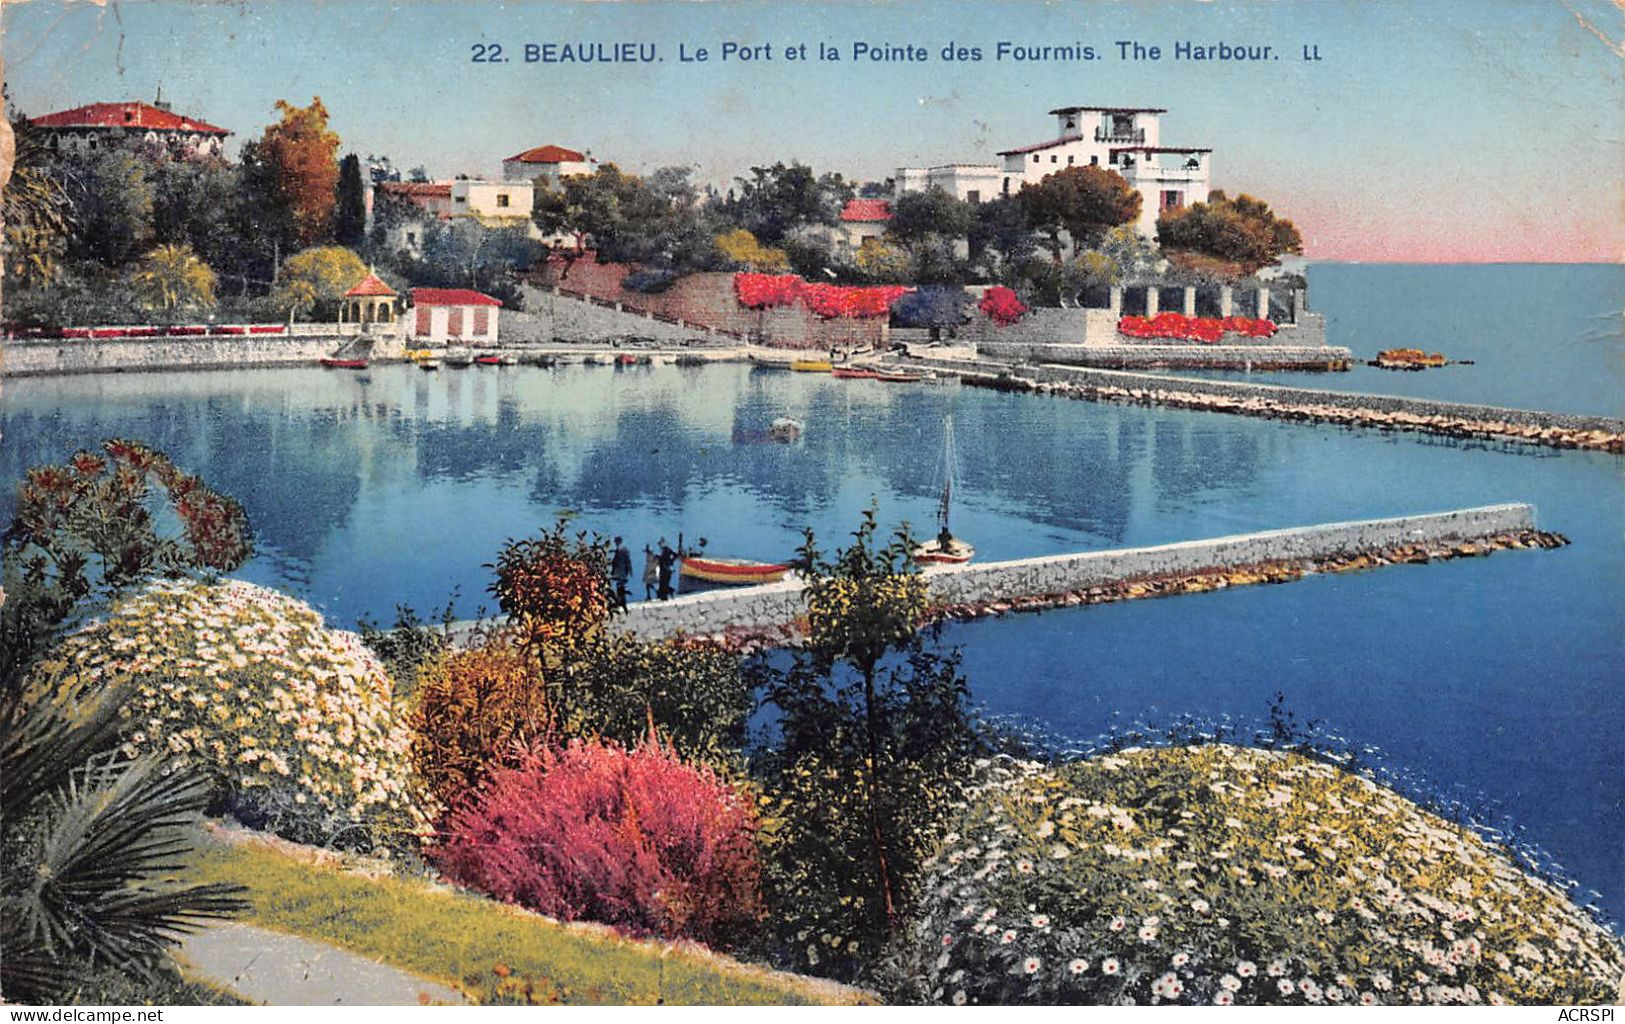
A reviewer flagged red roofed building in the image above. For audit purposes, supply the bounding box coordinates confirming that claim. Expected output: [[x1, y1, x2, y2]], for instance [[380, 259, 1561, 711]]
[[833, 198, 892, 250], [410, 288, 503, 345], [502, 143, 596, 187], [30, 95, 229, 160]]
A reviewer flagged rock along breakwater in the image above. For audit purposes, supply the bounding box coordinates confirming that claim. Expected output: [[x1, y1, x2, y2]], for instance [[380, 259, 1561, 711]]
[[472, 504, 1558, 650], [904, 356, 1625, 454]]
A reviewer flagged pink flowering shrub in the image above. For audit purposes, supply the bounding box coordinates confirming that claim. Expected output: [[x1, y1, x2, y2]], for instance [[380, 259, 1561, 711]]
[[431, 738, 764, 946], [732, 273, 907, 318], [978, 287, 1029, 327]]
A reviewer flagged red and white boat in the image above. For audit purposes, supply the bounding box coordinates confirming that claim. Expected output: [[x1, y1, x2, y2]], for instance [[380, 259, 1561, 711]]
[[872, 369, 925, 383], [679, 555, 791, 586], [831, 366, 878, 380], [319, 357, 368, 369]]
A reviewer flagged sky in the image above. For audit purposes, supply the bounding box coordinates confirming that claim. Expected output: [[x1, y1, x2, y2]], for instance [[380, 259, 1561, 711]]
[[3, 0, 1622, 262]]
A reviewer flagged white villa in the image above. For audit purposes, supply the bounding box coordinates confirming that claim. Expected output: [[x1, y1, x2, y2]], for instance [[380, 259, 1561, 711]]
[[409, 288, 502, 345], [896, 104, 1212, 235]]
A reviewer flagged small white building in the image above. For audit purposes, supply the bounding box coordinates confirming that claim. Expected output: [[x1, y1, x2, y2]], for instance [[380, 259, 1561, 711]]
[[449, 178, 536, 228], [502, 144, 596, 188], [897, 104, 1212, 236], [833, 199, 892, 250], [892, 165, 1003, 205], [409, 288, 502, 345]]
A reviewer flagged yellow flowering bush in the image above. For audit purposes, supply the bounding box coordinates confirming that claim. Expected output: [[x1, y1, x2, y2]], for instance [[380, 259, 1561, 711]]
[[27, 579, 433, 851], [908, 745, 1623, 1006]]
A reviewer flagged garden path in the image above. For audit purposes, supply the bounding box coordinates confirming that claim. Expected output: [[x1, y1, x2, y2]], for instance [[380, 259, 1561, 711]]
[[179, 922, 466, 1005]]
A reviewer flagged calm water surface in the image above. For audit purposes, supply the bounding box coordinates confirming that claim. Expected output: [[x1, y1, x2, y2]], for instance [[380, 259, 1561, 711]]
[[3, 264, 1621, 921]]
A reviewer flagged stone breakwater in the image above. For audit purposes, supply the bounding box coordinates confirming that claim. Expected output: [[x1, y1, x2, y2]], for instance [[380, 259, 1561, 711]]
[[442, 504, 1552, 649], [910, 357, 1625, 454], [975, 341, 1355, 372]]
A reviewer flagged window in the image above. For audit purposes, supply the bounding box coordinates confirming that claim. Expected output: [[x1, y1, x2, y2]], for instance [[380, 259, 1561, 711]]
[[406, 232, 417, 245], [1032, 155, 1040, 163], [497, 194, 510, 208], [965, 190, 980, 204], [1050, 155, 1058, 163], [1002, 177, 1010, 194], [1160, 190, 1184, 212], [447, 308, 464, 337], [1067, 155, 1074, 165], [1091, 155, 1099, 166], [454, 195, 466, 203]]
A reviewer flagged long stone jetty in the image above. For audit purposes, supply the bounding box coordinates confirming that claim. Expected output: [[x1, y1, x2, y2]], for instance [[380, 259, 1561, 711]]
[[452, 504, 1558, 648], [903, 354, 1624, 453]]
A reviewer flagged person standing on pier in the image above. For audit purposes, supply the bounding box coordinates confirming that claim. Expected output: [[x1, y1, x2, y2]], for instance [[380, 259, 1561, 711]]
[[610, 536, 632, 611], [656, 538, 678, 600], [642, 544, 658, 600]]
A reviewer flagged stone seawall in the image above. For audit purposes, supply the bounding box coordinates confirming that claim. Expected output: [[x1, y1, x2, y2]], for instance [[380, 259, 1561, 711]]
[[2, 330, 387, 377], [976, 342, 1353, 372], [450, 504, 1535, 645]]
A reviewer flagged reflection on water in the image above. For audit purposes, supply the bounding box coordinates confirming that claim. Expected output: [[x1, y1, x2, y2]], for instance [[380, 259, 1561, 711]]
[[4, 355, 1622, 922]]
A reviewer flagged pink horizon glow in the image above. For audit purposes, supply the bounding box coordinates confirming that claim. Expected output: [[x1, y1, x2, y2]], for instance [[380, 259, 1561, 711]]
[[1284, 197, 1624, 265]]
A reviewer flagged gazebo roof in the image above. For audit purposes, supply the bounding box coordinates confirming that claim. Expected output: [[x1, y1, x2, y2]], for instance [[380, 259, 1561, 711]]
[[344, 272, 397, 297]]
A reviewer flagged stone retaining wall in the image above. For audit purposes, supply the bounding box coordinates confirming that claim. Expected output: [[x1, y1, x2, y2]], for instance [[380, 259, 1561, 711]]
[[511, 286, 724, 346], [1, 330, 392, 377], [464, 504, 1532, 644]]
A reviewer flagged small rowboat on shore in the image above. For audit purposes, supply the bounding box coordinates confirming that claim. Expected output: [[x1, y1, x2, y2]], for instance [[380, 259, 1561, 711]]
[[417, 358, 441, 371], [791, 359, 833, 373], [872, 369, 925, 383], [320, 357, 368, 369], [913, 537, 975, 565], [475, 354, 518, 366], [679, 555, 791, 586]]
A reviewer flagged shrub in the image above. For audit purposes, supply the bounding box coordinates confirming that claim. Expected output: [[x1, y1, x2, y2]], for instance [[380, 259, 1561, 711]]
[[489, 523, 611, 651], [905, 745, 1625, 1006], [26, 579, 433, 851], [431, 738, 763, 946], [978, 286, 1028, 326], [554, 634, 749, 766], [410, 636, 551, 811]]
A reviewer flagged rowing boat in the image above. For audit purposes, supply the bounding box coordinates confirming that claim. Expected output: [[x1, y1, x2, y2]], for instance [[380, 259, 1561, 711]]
[[791, 359, 833, 373], [831, 367, 878, 380], [319, 357, 368, 369], [679, 555, 791, 586]]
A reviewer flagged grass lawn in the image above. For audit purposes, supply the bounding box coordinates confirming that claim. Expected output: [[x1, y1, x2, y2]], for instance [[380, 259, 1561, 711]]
[[184, 833, 872, 1006]]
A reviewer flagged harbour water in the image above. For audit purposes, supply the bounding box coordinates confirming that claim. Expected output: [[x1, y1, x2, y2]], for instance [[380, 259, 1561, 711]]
[[3, 263, 1621, 920]]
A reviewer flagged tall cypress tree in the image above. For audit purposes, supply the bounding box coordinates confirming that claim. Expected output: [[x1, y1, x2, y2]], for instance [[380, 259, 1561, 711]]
[[334, 153, 367, 248]]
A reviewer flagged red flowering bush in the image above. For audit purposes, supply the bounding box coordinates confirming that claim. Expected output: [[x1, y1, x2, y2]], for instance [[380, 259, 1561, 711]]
[[489, 523, 610, 650], [1117, 312, 1277, 344], [431, 738, 764, 946], [733, 273, 802, 310], [732, 273, 907, 319], [978, 286, 1029, 327]]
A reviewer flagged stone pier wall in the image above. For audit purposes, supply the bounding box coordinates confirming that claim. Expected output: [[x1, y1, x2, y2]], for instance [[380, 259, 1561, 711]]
[[553, 504, 1535, 643], [2, 329, 398, 377], [975, 341, 1352, 371]]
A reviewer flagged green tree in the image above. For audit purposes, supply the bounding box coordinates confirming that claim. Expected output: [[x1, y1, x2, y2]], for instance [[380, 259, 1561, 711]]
[[749, 509, 986, 980], [271, 244, 366, 319], [534, 163, 720, 273], [886, 186, 975, 246], [334, 153, 368, 247], [151, 158, 242, 286], [234, 138, 298, 286], [853, 238, 911, 284], [723, 162, 851, 245], [1157, 189, 1304, 278], [968, 194, 1038, 282], [1017, 165, 1141, 260], [60, 151, 157, 266], [2, 114, 69, 291]]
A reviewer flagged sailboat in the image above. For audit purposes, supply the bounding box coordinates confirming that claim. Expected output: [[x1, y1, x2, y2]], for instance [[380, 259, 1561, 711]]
[[913, 416, 975, 565]]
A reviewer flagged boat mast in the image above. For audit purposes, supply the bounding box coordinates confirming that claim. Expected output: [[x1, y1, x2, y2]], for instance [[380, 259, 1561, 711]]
[[937, 417, 954, 533]]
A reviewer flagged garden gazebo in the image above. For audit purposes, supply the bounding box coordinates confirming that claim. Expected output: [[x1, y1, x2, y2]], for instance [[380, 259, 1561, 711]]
[[341, 271, 398, 324]]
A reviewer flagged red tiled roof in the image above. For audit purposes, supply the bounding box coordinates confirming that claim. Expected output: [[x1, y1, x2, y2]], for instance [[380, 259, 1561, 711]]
[[344, 273, 397, 298], [31, 102, 228, 135], [996, 137, 1071, 157], [411, 288, 502, 307], [840, 199, 892, 222], [378, 181, 453, 198], [505, 144, 587, 164]]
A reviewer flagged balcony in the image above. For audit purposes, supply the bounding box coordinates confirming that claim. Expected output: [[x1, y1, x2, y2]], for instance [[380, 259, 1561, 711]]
[[1095, 127, 1146, 143]]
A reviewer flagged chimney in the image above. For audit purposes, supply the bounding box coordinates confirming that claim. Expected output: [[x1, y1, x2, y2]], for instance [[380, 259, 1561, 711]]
[[153, 86, 172, 112]]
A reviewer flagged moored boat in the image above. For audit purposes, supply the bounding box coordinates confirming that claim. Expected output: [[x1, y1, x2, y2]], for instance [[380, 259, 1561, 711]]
[[913, 416, 974, 565], [417, 358, 441, 371], [791, 359, 833, 373], [475, 354, 518, 366], [871, 369, 925, 383], [320, 357, 368, 369], [679, 555, 791, 586], [769, 417, 804, 442], [443, 346, 473, 367], [831, 366, 879, 380]]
